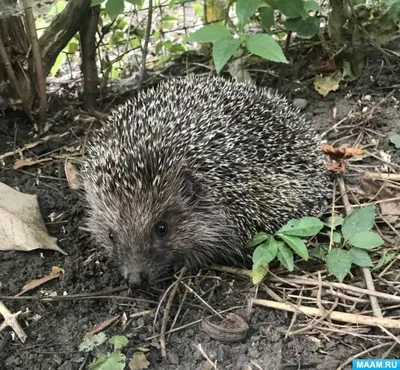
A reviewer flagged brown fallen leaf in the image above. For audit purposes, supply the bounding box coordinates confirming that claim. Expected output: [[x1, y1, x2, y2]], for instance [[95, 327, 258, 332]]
[[16, 266, 65, 296], [321, 144, 364, 160], [65, 159, 81, 190], [316, 58, 337, 73], [0, 182, 67, 254], [86, 315, 120, 337], [327, 162, 345, 173], [361, 174, 400, 222], [13, 157, 52, 169]]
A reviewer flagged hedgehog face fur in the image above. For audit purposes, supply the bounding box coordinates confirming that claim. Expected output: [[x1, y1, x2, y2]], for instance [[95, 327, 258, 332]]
[[82, 75, 329, 289]]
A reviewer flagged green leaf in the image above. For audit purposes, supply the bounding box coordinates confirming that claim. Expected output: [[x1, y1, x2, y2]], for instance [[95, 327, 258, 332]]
[[212, 36, 242, 73], [332, 231, 341, 244], [284, 16, 320, 38], [110, 335, 128, 351], [79, 332, 107, 352], [347, 231, 384, 250], [349, 248, 374, 267], [279, 234, 308, 260], [89, 351, 126, 370], [50, 53, 65, 77], [259, 6, 275, 29], [278, 216, 324, 237], [91, 0, 104, 6], [373, 251, 396, 270], [263, 0, 277, 9], [309, 245, 328, 260], [188, 24, 231, 43], [323, 215, 344, 229], [248, 232, 270, 248], [105, 0, 124, 20], [304, 0, 321, 12], [342, 205, 376, 241], [252, 236, 279, 267], [389, 134, 400, 149], [126, 0, 144, 5], [277, 243, 294, 271], [246, 34, 288, 63], [277, 0, 304, 18], [327, 249, 352, 282], [236, 0, 261, 25], [252, 264, 268, 284]]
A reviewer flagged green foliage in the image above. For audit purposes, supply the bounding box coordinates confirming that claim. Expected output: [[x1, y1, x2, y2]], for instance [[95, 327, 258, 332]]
[[383, 0, 400, 22], [79, 333, 131, 370], [250, 216, 323, 283], [326, 205, 384, 282], [91, 0, 144, 19], [189, 0, 288, 73], [250, 204, 385, 284], [188, 0, 323, 73]]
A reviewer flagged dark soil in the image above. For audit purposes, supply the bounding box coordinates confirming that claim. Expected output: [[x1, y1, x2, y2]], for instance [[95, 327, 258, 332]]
[[1, 53, 400, 370]]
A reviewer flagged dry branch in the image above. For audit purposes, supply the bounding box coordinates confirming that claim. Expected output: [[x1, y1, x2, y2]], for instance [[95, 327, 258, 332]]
[[22, 0, 47, 123], [80, 5, 100, 109], [0, 301, 27, 343], [251, 298, 400, 329], [0, 34, 33, 121], [39, 0, 91, 78]]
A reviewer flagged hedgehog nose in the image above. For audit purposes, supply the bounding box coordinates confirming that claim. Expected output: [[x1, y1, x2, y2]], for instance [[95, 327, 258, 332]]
[[127, 271, 149, 289]]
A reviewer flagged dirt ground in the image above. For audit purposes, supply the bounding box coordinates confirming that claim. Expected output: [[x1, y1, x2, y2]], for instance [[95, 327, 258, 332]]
[[1, 51, 400, 370]]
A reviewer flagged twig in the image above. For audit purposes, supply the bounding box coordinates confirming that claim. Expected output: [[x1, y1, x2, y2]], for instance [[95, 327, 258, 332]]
[[251, 298, 400, 329], [160, 266, 187, 357], [338, 176, 383, 318], [0, 34, 34, 122], [23, 0, 47, 124], [138, 0, 153, 90], [336, 342, 393, 370], [196, 344, 218, 369], [0, 301, 27, 343]]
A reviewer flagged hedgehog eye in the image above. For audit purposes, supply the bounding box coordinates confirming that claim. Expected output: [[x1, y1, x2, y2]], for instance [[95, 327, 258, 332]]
[[155, 221, 168, 237], [109, 231, 116, 243]]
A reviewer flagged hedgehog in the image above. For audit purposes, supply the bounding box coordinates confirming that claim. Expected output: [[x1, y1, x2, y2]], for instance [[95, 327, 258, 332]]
[[81, 75, 329, 289]]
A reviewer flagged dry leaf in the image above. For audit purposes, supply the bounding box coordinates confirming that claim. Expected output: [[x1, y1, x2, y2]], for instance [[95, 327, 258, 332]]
[[314, 70, 342, 97], [129, 352, 150, 370], [316, 58, 337, 73], [16, 266, 65, 296], [86, 315, 120, 337], [362, 175, 400, 222], [65, 159, 81, 190], [327, 162, 345, 173], [13, 157, 52, 169], [321, 144, 364, 159], [0, 182, 67, 254]]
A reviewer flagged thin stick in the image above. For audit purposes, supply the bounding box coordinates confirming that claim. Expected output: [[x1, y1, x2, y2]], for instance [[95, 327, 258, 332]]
[[160, 266, 187, 357], [138, 0, 153, 90], [23, 0, 47, 124], [0, 301, 27, 343], [251, 298, 400, 329]]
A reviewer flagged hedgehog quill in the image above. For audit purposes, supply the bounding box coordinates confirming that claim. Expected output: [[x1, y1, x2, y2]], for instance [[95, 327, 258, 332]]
[[82, 75, 329, 289]]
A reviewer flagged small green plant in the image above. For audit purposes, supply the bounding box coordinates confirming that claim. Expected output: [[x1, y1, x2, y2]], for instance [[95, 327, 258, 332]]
[[79, 332, 129, 370], [250, 204, 385, 284], [250, 216, 324, 284], [188, 0, 322, 73]]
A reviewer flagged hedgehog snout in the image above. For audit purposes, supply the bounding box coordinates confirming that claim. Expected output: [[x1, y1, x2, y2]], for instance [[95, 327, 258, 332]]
[[126, 269, 149, 290]]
